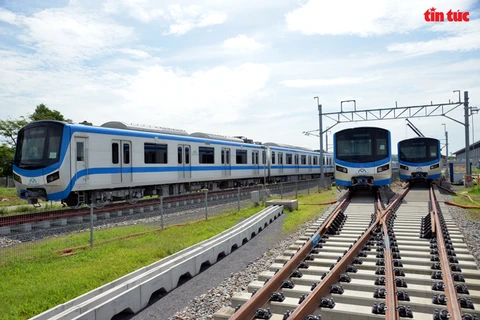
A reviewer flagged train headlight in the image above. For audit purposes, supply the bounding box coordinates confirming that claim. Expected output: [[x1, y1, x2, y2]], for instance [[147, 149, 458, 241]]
[[13, 173, 21, 183], [430, 163, 440, 170], [336, 165, 348, 173], [46, 171, 60, 183], [377, 164, 390, 173], [400, 165, 409, 170]]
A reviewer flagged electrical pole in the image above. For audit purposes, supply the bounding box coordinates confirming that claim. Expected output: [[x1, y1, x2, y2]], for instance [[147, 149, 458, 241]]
[[465, 91, 471, 175], [315, 97, 325, 188]]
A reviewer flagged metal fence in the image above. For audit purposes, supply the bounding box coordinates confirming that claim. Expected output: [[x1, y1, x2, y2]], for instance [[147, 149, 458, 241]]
[[0, 178, 332, 265]]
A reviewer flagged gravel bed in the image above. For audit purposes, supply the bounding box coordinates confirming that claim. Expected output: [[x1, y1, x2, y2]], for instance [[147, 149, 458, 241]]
[[436, 187, 480, 269]]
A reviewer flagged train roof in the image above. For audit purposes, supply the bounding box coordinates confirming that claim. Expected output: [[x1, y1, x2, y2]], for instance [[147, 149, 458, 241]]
[[190, 132, 246, 143], [264, 142, 313, 151], [101, 121, 189, 136]]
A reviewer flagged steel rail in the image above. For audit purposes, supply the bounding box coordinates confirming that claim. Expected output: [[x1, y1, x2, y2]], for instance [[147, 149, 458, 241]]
[[430, 187, 462, 319], [229, 193, 351, 320], [287, 186, 411, 319], [379, 196, 399, 320]]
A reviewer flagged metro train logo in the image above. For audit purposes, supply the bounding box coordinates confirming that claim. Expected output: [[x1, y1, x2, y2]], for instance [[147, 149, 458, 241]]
[[28, 178, 39, 185], [416, 167, 423, 172], [357, 168, 367, 174]]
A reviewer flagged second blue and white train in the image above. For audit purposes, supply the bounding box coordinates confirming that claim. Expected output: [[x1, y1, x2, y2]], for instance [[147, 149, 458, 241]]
[[398, 137, 441, 182]]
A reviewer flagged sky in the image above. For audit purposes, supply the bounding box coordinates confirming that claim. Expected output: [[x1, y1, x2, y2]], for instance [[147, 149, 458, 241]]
[[0, 0, 479, 156]]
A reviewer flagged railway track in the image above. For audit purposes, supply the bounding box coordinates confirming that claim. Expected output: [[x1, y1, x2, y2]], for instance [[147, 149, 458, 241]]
[[214, 184, 480, 320]]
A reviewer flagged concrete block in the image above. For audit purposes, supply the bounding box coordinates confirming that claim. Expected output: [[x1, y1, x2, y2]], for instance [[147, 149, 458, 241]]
[[138, 207, 144, 213], [266, 199, 298, 211], [35, 220, 51, 229], [110, 210, 122, 217], [53, 218, 67, 226], [97, 212, 110, 220], [67, 216, 83, 224], [20, 223, 32, 232], [0, 226, 10, 235], [82, 214, 97, 222]]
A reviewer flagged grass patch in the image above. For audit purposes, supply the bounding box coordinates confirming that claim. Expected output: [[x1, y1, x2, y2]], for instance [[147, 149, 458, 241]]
[[449, 195, 480, 221], [0, 189, 336, 319], [281, 188, 336, 234], [467, 185, 480, 195], [0, 187, 28, 207]]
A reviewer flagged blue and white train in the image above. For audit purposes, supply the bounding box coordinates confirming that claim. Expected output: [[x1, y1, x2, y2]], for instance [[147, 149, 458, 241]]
[[333, 127, 392, 188], [12, 120, 334, 207], [398, 137, 441, 182]]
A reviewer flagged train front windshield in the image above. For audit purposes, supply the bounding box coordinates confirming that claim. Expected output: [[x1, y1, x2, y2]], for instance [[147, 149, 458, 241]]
[[399, 139, 438, 163], [14, 122, 64, 170], [335, 128, 389, 163]]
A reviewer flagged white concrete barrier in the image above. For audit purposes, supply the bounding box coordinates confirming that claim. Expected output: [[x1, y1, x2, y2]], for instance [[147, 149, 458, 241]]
[[31, 205, 283, 320]]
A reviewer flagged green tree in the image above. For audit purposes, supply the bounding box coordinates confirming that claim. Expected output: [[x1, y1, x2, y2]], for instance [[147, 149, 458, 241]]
[[0, 117, 28, 146], [29, 104, 72, 123], [0, 143, 14, 176]]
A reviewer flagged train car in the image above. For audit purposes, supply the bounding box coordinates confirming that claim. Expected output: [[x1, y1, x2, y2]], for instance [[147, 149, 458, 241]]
[[12, 120, 333, 207], [398, 137, 441, 182], [264, 143, 334, 182], [333, 127, 392, 188]]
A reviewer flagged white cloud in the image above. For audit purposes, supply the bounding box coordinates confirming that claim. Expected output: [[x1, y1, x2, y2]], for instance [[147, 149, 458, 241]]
[[118, 63, 270, 124], [1, 7, 133, 62], [281, 76, 381, 88], [387, 19, 480, 55], [285, 0, 475, 37], [223, 35, 264, 51], [0, 8, 19, 25], [103, 0, 164, 23], [165, 5, 227, 35], [103, 1, 227, 35]]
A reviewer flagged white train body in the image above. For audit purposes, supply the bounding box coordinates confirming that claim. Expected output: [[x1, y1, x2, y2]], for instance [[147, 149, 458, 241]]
[[13, 121, 334, 207]]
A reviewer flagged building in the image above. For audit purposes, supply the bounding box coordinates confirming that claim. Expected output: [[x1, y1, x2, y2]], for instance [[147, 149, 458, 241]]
[[453, 140, 480, 167]]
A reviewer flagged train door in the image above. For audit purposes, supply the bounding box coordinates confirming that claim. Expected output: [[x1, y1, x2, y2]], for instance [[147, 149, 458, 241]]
[[178, 145, 192, 179], [111, 141, 121, 184], [252, 150, 259, 175], [278, 152, 283, 174], [75, 137, 88, 185], [122, 141, 132, 183], [308, 155, 312, 173], [295, 154, 300, 173], [221, 148, 231, 177]]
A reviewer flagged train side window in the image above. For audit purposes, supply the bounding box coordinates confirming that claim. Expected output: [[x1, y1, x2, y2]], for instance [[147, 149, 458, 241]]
[[255, 151, 259, 164], [262, 150, 266, 164], [178, 146, 182, 164], [144, 144, 168, 164], [226, 149, 230, 164], [199, 147, 214, 164], [221, 149, 225, 164], [294, 154, 299, 165], [308, 155, 311, 165], [76, 142, 84, 161], [301, 155, 306, 165], [123, 143, 130, 164], [286, 153, 292, 164], [323, 157, 325, 165], [272, 151, 276, 164], [236, 150, 247, 164], [185, 147, 190, 164], [112, 143, 119, 164], [278, 152, 283, 165], [313, 156, 317, 165]]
